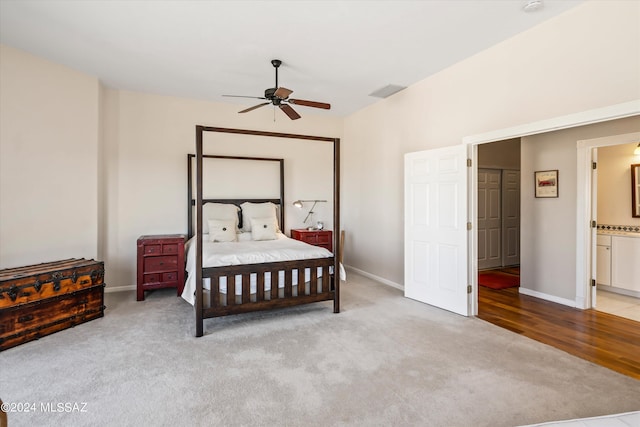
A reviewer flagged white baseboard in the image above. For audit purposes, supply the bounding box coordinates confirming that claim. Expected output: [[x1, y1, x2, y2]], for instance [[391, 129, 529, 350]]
[[345, 265, 404, 291], [519, 287, 577, 308], [104, 285, 136, 293]]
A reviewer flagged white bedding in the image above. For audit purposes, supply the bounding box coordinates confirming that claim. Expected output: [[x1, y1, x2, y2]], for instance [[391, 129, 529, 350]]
[[181, 233, 344, 305]]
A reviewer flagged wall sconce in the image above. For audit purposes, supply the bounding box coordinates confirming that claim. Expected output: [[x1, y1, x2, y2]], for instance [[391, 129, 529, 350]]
[[292, 199, 327, 225], [634, 142, 640, 155]]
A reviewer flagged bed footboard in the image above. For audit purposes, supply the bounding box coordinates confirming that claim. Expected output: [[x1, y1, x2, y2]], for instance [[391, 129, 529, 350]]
[[196, 257, 335, 335]]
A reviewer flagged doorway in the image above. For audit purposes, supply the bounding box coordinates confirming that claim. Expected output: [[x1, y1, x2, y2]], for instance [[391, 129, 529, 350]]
[[577, 131, 640, 311], [588, 140, 640, 322], [476, 139, 521, 299]]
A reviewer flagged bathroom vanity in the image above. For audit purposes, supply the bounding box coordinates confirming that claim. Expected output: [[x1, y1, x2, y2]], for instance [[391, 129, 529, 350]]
[[596, 230, 640, 296]]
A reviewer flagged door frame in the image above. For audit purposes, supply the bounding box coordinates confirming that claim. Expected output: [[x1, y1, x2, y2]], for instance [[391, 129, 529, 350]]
[[464, 100, 639, 315], [576, 131, 640, 308]]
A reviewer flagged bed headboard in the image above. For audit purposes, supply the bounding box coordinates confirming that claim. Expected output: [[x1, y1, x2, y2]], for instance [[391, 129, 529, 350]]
[[187, 154, 285, 238]]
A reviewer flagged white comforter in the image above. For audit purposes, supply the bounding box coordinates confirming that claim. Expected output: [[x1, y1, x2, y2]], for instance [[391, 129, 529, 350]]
[[181, 233, 343, 305]]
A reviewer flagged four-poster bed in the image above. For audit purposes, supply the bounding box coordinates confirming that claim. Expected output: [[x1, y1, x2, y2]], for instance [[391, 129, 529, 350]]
[[187, 126, 340, 337]]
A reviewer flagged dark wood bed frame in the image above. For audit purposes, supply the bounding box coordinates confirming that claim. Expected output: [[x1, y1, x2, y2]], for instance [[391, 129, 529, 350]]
[[190, 126, 340, 337]]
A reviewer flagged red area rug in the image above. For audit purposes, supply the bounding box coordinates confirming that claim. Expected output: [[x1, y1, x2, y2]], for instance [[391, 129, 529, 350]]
[[478, 271, 520, 290]]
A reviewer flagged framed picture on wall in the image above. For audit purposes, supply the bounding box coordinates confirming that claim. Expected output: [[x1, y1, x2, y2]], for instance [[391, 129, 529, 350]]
[[535, 170, 558, 198]]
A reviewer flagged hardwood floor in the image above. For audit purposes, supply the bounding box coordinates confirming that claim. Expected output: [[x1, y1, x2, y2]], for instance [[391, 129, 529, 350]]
[[478, 286, 640, 380]]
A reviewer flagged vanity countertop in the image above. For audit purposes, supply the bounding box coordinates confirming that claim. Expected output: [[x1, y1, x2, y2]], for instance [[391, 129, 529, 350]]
[[597, 230, 640, 238]]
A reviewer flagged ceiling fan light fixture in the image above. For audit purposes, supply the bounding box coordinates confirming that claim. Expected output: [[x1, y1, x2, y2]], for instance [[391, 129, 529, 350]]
[[369, 84, 406, 99]]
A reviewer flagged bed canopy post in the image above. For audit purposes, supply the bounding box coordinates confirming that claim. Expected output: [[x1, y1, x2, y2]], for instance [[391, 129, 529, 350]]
[[333, 137, 340, 313], [195, 126, 204, 337]]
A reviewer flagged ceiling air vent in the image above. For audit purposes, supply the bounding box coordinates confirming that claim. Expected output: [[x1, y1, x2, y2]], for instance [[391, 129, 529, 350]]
[[369, 84, 406, 98]]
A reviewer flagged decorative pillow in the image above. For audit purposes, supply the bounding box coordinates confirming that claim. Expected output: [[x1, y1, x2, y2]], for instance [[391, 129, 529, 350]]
[[240, 202, 278, 232], [250, 217, 278, 241], [201, 203, 240, 234], [208, 219, 237, 242]]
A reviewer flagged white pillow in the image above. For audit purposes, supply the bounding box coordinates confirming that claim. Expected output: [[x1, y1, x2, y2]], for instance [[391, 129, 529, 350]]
[[208, 219, 237, 242], [201, 203, 240, 234], [240, 202, 278, 232], [250, 217, 278, 241]]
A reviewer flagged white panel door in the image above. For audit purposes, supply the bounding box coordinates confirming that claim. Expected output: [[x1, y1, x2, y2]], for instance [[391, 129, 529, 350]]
[[404, 145, 469, 316], [477, 169, 502, 270]]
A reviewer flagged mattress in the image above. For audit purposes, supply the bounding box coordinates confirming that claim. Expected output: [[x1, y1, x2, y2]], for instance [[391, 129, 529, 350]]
[[181, 233, 344, 305]]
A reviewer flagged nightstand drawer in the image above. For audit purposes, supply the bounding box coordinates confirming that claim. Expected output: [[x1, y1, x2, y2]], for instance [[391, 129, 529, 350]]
[[144, 255, 178, 273], [144, 244, 161, 255], [142, 272, 178, 284], [143, 273, 161, 284], [162, 272, 178, 282], [316, 233, 330, 244], [163, 244, 178, 254]]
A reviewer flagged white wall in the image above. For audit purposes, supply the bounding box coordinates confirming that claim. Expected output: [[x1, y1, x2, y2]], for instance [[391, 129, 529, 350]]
[[102, 90, 342, 287], [342, 0, 640, 288], [0, 44, 100, 268], [597, 142, 640, 226]]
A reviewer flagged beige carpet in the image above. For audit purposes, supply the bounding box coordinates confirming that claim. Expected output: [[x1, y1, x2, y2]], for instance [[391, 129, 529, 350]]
[[1, 272, 639, 426]]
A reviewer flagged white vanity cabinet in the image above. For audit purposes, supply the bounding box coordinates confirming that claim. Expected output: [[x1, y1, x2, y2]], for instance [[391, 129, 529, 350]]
[[610, 235, 640, 292], [596, 234, 611, 286]]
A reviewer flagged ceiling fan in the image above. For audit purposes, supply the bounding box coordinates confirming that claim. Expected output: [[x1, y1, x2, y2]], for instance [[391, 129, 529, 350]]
[[223, 59, 331, 120]]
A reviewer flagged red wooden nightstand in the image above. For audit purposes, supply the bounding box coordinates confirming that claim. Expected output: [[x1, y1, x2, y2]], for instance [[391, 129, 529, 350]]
[[290, 229, 332, 252], [136, 234, 186, 301]]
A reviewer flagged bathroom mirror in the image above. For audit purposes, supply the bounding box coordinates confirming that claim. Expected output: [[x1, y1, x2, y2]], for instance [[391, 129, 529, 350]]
[[632, 164, 640, 218]]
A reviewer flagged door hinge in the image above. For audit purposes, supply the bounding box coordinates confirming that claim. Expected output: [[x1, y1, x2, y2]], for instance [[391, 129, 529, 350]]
[[592, 161, 597, 170], [591, 220, 597, 228], [467, 285, 472, 294], [467, 222, 472, 230], [591, 279, 596, 287], [467, 158, 472, 167]]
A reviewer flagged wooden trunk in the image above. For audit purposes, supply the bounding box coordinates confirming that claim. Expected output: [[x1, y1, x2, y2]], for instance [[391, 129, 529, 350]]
[[0, 258, 105, 351]]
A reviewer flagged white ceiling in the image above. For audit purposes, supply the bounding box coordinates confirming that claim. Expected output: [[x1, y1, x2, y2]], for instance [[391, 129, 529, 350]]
[[0, 0, 585, 117]]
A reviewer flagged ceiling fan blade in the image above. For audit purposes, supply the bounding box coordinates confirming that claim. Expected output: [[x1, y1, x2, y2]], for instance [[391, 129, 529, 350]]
[[274, 87, 293, 99], [279, 104, 301, 120], [289, 99, 331, 110], [239, 102, 270, 113], [223, 95, 267, 100]]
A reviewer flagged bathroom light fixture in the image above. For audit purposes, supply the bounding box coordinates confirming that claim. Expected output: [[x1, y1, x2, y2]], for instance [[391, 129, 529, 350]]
[[523, 0, 544, 12], [634, 142, 640, 155], [292, 199, 327, 224]]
